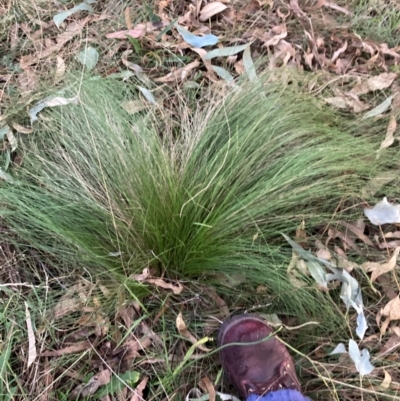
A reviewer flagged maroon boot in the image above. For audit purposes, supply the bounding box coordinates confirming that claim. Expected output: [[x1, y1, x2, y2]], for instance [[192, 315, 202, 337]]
[[218, 314, 301, 399]]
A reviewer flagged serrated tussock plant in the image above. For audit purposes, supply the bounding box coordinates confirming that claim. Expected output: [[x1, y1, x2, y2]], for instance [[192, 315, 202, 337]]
[[0, 74, 387, 325]]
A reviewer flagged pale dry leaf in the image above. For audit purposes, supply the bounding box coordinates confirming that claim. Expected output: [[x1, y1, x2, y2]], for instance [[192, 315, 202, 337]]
[[53, 297, 82, 318], [29, 96, 79, 123], [392, 326, 400, 336], [380, 370, 392, 389], [199, 2, 227, 21], [379, 114, 397, 151], [323, 1, 352, 15], [130, 268, 183, 294], [176, 312, 211, 352], [55, 56, 66, 82], [129, 268, 150, 281], [350, 72, 397, 96], [40, 341, 91, 357], [316, 248, 331, 260], [147, 278, 183, 294], [199, 376, 216, 401], [130, 376, 148, 401], [380, 296, 400, 334], [11, 122, 33, 134], [371, 247, 400, 282], [155, 60, 200, 83], [123, 100, 148, 114], [330, 40, 347, 64], [324, 96, 347, 109], [106, 25, 146, 39], [25, 302, 37, 368], [124, 7, 133, 29]]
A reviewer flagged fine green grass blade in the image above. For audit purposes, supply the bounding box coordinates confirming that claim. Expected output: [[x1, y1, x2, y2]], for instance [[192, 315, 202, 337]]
[[0, 73, 391, 328]]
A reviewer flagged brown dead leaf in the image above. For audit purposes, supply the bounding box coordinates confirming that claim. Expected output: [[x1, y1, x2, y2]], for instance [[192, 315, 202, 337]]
[[191, 48, 218, 81], [337, 220, 375, 248], [70, 369, 111, 400], [202, 286, 229, 317], [115, 337, 152, 361], [130, 376, 148, 401], [176, 312, 211, 352], [40, 341, 91, 357], [199, 377, 215, 401], [124, 7, 133, 29], [350, 72, 398, 96], [368, 247, 400, 282], [199, 2, 227, 21], [155, 60, 200, 83], [130, 268, 183, 293], [379, 296, 400, 334], [106, 21, 169, 39], [106, 26, 146, 39], [255, 25, 287, 47], [377, 332, 400, 358]]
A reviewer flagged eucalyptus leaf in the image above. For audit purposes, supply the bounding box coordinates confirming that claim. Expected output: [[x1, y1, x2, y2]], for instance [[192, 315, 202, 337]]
[[362, 96, 394, 119], [77, 46, 99, 70], [204, 44, 249, 60], [176, 24, 218, 48], [243, 45, 257, 81], [53, 2, 95, 29], [212, 66, 234, 83]]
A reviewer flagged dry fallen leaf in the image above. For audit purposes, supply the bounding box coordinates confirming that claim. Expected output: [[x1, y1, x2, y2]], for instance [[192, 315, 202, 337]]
[[25, 302, 37, 368], [40, 341, 91, 357], [371, 247, 400, 282], [11, 122, 33, 134], [377, 332, 400, 358], [379, 296, 400, 334], [199, 376, 216, 401], [379, 115, 397, 151], [176, 312, 211, 352], [350, 72, 398, 96], [130, 376, 148, 401], [203, 286, 229, 317], [70, 369, 111, 400], [199, 2, 227, 21], [155, 60, 200, 83], [130, 267, 183, 294], [380, 370, 392, 389]]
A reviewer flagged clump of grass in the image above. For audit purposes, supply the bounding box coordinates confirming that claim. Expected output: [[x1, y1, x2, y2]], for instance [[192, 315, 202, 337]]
[[346, 0, 400, 47], [0, 73, 391, 327]]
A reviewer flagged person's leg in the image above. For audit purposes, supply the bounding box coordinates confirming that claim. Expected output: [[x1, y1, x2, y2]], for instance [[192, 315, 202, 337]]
[[218, 314, 311, 401]]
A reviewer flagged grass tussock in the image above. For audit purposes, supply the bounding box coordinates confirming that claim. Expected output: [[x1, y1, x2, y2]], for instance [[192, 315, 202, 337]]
[[0, 73, 391, 325]]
